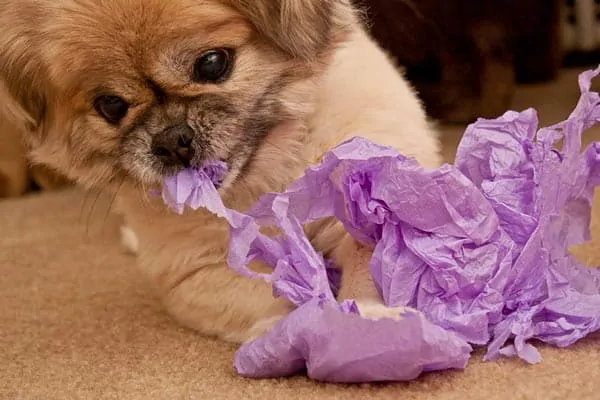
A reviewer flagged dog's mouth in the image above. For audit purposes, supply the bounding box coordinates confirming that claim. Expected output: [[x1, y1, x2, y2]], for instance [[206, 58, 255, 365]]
[[155, 157, 230, 189], [120, 151, 232, 192], [146, 159, 229, 202]]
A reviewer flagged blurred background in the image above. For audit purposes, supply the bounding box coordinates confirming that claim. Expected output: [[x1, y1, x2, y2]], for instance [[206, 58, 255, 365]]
[[362, 0, 599, 122], [1, 0, 600, 198]]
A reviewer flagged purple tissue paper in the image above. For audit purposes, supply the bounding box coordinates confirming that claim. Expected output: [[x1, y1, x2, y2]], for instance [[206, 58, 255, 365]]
[[161, 68, 600, 382]]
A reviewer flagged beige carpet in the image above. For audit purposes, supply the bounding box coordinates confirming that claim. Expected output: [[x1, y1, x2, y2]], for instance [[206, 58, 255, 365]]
[[2, 69, 600, 400]]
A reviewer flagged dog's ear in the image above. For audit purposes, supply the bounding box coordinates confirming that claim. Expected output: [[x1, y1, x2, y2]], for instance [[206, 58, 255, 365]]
[[0, 13, 48, 141], [0, 76, 46, 138], [226, 0, 355, 60]]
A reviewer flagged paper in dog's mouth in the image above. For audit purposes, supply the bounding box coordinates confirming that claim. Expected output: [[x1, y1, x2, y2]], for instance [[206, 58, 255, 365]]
[[193, 160, 228, 189], [159, 160, 228, 214]]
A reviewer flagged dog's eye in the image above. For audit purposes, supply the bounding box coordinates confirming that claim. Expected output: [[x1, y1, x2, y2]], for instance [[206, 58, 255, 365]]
[[193, 49, 233, 83], [94, 95, 129, 124]]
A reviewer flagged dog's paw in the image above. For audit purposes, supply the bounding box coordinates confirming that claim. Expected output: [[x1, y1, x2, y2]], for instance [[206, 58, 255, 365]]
[[355, 301, 411, 321], [119, 225, 139, 255], [224, 316, 284, 344]]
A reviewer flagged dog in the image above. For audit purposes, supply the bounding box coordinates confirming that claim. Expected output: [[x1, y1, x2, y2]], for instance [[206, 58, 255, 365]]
[[0, 0, 442, 343]]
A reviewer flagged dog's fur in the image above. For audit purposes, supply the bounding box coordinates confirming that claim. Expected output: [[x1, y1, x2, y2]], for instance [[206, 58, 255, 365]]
[[0, 114, 29, 197], [0, 0, 441, 343]]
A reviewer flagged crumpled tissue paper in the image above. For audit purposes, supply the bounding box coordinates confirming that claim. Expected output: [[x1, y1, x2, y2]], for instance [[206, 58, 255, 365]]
[[161, 68, 600, 383]]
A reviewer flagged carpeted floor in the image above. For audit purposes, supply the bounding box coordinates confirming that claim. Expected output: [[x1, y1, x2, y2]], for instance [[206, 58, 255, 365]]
[[2, 68, 600, 400]]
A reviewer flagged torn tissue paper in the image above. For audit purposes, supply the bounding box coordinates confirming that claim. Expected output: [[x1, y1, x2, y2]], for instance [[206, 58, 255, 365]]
[[161, 68, 600, 383]]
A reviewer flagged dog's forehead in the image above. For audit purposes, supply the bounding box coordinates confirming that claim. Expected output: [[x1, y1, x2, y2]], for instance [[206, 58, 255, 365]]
[[41, 0, 248, 91]]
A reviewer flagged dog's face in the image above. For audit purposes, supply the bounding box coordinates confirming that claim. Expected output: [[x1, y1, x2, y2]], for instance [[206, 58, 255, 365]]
[[0, 0, 353, 190]]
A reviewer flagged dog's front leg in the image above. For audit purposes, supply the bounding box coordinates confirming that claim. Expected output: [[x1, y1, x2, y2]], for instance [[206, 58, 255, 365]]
[[162, 262, 293, 344], [308, 218, 410, 320], [333, 234, 411, 320]]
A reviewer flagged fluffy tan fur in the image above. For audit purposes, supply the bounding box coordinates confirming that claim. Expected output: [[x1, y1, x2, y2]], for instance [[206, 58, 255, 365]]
[[0, 0, 441, 343], [0, 112, 29, 197]]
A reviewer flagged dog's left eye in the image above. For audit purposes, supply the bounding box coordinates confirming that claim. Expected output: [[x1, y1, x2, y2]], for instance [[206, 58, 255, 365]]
[[94, 95, 130, 125], [193, 49, 233, 83]]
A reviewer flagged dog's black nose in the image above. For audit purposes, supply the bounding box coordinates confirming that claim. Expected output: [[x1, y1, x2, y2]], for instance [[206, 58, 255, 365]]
[[151, 124, 195, 167]]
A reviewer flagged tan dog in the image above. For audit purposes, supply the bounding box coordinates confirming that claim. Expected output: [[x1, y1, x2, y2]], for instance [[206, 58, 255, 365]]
[[0, 0, 441, 343]]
